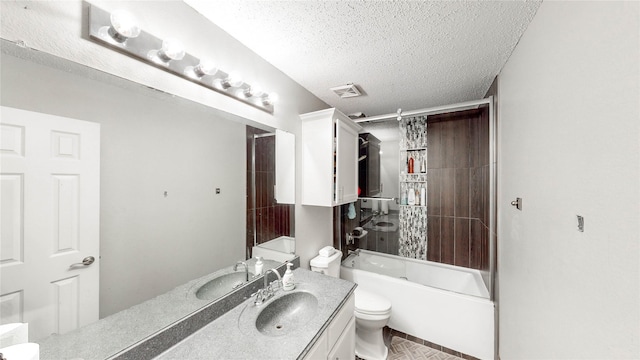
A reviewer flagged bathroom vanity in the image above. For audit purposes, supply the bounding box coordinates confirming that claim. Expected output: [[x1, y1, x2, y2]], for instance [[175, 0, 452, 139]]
[[37, 261, 356, 360], [157, 269, 355, 359]]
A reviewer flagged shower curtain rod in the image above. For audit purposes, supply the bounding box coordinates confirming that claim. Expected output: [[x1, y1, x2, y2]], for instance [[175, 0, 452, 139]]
[[353, 97, 492, 123]]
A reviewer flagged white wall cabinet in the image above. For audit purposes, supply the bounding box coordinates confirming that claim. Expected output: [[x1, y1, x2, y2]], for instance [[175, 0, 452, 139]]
[[301, 108, 361, 206], [304, 293, 355, 360]]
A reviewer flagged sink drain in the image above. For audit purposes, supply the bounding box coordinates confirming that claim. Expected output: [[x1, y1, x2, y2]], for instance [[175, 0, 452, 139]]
[[275, 324, 283, 330]]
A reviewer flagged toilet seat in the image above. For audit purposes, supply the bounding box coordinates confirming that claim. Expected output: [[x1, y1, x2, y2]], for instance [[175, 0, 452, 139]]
[[354, 287, 391, 316]]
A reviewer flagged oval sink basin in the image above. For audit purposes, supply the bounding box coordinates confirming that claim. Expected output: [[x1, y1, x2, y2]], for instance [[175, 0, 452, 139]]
[[195, 272, 253, 300], [375, 221, 394, 227], [255, 292, 318, 336]]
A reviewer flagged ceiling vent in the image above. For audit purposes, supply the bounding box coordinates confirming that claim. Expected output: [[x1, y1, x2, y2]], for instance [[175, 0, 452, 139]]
[[330, 84, 362, 98]]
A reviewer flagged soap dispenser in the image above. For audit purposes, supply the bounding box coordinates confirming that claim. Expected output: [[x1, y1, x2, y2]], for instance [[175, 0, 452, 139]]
[[282, 263, 295, 291], [255, 256, 264, 276]]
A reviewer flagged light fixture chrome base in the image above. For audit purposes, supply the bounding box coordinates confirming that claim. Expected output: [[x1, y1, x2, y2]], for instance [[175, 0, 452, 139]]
[[88, 4, 274, 114]]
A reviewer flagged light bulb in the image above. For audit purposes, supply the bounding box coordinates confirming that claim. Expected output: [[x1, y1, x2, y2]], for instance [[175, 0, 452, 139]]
[[222, 72, 243, 88], [263, 92, 278, 105], [244, 83, 264, 97], [156, 38, 185, 62], [108, 10, 140, 43], [192, 60, 217, 77]]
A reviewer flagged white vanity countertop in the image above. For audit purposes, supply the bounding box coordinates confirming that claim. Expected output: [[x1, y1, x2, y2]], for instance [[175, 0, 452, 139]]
[[155, 268, 356, 360], [38, 258, 282, 360]]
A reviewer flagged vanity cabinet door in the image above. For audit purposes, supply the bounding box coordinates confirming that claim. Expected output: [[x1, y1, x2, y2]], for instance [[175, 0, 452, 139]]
[[304, 331, 329, 360], [328, 317, 356, 360]]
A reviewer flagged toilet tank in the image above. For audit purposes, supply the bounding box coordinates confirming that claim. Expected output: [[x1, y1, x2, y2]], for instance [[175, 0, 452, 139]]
[[310, 247, 342, 278]]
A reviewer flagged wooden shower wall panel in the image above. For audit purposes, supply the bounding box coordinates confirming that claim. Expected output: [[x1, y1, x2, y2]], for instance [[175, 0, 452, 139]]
[[426, 107, 490, 270]]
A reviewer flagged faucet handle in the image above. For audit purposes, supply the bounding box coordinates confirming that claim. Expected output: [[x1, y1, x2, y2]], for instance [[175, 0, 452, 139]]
[[269, 279, 281, 291], [252, 289, 265, 305]]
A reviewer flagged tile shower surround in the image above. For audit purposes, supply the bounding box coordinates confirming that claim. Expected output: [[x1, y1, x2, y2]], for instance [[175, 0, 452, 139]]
[[337, 106, 490, 272], [245, 126, 293, 256], [426, 107, 490, 271]]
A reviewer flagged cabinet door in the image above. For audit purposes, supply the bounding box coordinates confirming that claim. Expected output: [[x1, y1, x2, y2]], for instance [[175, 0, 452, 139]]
[[327, 317, 356, 360], [304, 330, 328, 360], [335, 117, 359, 205]]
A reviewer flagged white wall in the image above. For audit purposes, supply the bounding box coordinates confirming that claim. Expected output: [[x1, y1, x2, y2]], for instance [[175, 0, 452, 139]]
[[1, 1, 332, 314], [497, 1, 639, 359]]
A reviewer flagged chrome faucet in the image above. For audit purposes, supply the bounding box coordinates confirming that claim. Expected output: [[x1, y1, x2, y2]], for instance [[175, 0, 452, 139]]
[[254, 268, 281, 306], [233, 261, 249, 282], [348, 249, 361, 257]]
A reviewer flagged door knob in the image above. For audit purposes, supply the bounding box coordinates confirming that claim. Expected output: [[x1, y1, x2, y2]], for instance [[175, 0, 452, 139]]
[[70, 256, 95, 267]]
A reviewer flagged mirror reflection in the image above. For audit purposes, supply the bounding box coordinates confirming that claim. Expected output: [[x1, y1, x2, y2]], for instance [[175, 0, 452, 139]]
[[0, 41, 295, 355], [246, 127, 296, 263], [357, 120, 401, 255]]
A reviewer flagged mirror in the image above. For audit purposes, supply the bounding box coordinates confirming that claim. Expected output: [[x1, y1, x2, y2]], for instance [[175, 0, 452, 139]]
[[0, 40, 295, 355]]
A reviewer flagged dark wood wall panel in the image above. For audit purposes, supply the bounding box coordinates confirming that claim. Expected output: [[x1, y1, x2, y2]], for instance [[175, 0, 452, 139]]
[[441, 168, 455, 217], [470, 167, 483, 219], [426, 106, 490, 270], [440, 217, 455, 265], [470, 220, 483, 269], [454, 218, 470, 267], [427, 216, 441, 262], [454, 168, 470, 218], [427, 170, 441, 216], [427, 122, 442, 169]]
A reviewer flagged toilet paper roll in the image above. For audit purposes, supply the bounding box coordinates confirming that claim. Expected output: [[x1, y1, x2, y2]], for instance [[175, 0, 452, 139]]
[[0, 323, 28, 348], [0, 342, 39, 360]]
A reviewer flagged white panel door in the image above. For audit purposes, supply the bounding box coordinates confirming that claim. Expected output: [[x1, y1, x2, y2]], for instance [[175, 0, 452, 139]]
[[0, 106, 100, 341]]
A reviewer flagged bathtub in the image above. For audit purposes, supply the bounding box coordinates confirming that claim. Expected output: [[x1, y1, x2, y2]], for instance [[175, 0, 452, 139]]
[[341, 249, 494, 360], [251, 236, 296, 263]]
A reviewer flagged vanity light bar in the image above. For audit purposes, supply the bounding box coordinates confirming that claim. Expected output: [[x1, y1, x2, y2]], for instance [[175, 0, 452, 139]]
[[88, 5, 276, 114]]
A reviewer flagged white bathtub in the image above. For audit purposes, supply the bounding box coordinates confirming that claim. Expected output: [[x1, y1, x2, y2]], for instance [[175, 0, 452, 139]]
[[341, 249, 494, 360], [251, 236, 296, 263]]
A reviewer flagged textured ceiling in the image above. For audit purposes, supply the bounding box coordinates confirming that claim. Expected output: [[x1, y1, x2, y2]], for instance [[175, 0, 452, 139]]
[[185, 0, 541, 118]]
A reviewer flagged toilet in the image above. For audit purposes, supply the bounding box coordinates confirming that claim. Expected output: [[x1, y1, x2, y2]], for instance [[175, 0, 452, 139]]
[[311, 247, 392, 360]]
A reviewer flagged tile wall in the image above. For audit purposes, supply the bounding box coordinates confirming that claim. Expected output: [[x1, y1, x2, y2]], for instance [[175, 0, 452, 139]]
[[426, 106, 490, 270]]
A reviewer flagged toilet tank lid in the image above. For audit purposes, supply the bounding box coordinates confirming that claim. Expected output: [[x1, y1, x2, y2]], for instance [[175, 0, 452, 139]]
[[354, 287, 391, 313]]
